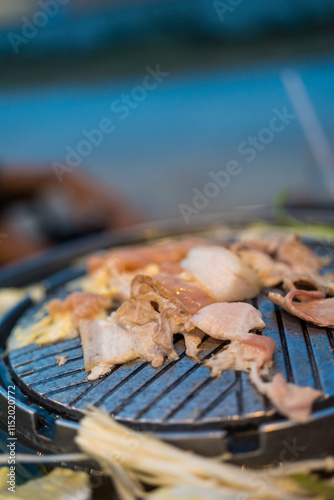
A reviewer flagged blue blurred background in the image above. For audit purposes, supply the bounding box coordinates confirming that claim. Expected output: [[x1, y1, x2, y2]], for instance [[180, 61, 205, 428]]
[[1, 0, 334, 221]]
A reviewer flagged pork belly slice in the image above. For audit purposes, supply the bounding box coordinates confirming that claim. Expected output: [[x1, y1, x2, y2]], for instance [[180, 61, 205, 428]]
[[276, 234, 331, 275], [205, 334, 276, 377], [49, 292, 112, 329], [181, 246, 262, 302], [269, 289, 334, 327], [250, 365, 322, 423], [237, 249, 291, 287], [80, 305, 168, 380], [185, 302, 266, 341], [87, 237, 207, 274]]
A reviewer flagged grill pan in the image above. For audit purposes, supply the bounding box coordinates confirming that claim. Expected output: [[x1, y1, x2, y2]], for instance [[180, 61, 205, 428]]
[[1, 225, 334, 466]]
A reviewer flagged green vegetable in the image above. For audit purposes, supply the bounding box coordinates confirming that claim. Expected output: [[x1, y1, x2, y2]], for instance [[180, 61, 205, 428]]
[[293, 473, 334, 500]]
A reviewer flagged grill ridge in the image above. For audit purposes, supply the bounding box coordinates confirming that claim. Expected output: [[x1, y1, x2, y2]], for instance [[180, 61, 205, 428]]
[[133, 342, 226, 420], [195, 378, 238, 420], [300, 321, 322, 391], [274, 306, 294, 383]]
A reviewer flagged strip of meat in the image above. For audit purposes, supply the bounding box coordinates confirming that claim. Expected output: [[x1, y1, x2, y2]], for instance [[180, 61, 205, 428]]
[[238, 249, 290, 287], [185, 302, 266, 341], [276, 234, 331, 275], [205, 334, 276, 377], [283, 273, 334, 297], [87, 237, 207, 274], [181, 246, 262, 302], [49, 292, 112, 329], [269, 289, 334, 327], [80, 315, 140, 380], [250, 365, 322, 423], [181, 328, 206, 362], [80, 295, 182, 380]]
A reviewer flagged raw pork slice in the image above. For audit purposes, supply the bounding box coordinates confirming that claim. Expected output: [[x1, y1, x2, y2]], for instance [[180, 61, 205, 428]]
[[250, 365, 322, 423], [181, 246, 262, 302], [269, 289, 334, 327], [185, 302, 266, 341]]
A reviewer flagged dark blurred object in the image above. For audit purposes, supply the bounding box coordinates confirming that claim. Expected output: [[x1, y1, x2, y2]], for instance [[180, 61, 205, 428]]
[[0, 166, 143, 265]]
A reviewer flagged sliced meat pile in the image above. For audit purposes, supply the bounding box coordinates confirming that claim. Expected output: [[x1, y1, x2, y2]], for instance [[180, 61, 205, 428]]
[[185, 302, 274, 377], [232, 234, 331, 290], [85, 237, 210, 301], [45, 234, 330, 422], [79, 273, 214, 379]]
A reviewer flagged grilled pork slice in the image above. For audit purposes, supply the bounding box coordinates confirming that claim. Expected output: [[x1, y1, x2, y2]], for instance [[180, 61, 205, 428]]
[[49, 292, 112, 329], [150, 275, 215, 315], [181, 246, 262, 302], [269, 289, 334, 327], [80, 310, 164, 380], [250, 365, 322, 423], [205, 334, 276, 377], [232, 234, 332, 289], [131, 274, 215, 359]]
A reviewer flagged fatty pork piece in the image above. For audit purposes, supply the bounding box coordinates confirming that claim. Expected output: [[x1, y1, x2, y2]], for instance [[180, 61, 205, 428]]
[[250, 365, 322, 423], [185, 302, 274, 377], [269, 289, 334, 328], [181, 246, 262, 302], [49, 292, 112, 329], [80, 302, 167, 380]]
